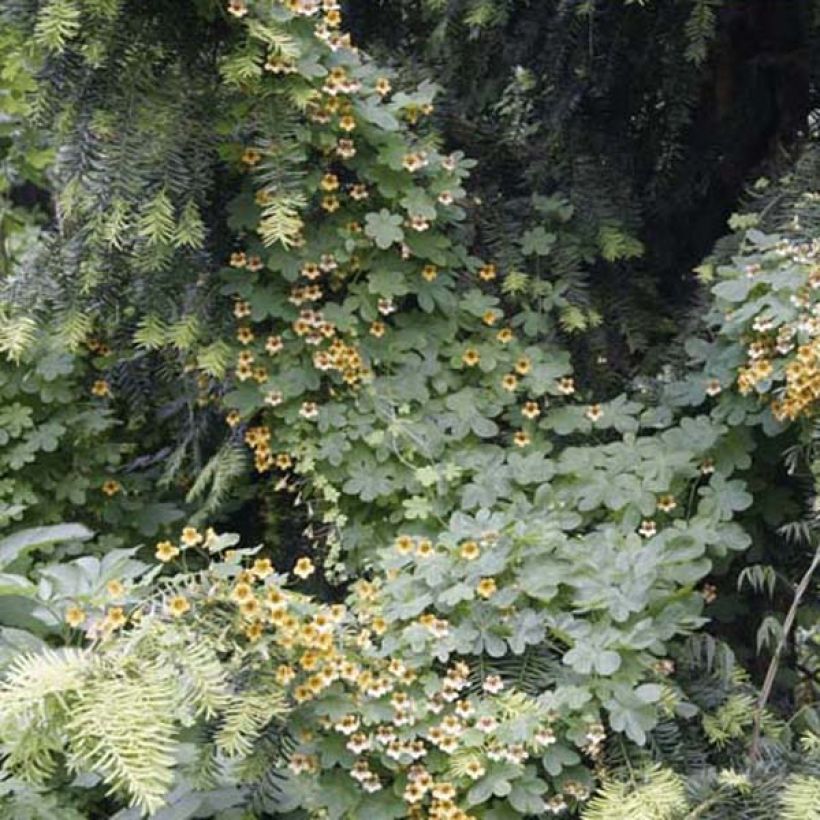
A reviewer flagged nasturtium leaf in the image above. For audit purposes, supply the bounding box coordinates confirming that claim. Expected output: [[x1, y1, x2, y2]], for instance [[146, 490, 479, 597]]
[[364, 209, 404, 249]]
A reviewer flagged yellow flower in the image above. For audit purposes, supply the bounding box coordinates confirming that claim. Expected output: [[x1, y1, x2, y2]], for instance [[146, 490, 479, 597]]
[[478, 263, 497, 281], [65, 606, 86, 628], [462, 348, 480, 367], [496, 327, 514, 344], [476, 578, 497, 599], [155, 541, 179, 562], [101, 479, 121, 497], [265, 335, 284, 355], [252, 558, 274, 579], [522, 401, 540, 419], [514, 356, 531, 375], [227, 1, 248, 19], [244, 621, 264, 641], [557, 376, 575, 395], [168, 595, 191, 618], [91, 379, 111, 397], [293, 557, 316, 579], [241, 147, 261, 166], [513, 430, 531, 447], [231, 582, 254, 603], [181, 526, 203, 547], [501, 373, 518, 392], [236, 325, 254, 344], [421, 264, 438, 281], [105, 606, 127, 630], [320, 173, 340, 192], [375, 77, 392, 96], [240, 598, 261, 619], [395, 534, 415, 555], [275, 664, 296, 685], [106, 579, 125, 599], [459, 540, 480, 560], [657, 494, 677, 513], [585, 404, 604, 422], [416, 538, 435, 558]]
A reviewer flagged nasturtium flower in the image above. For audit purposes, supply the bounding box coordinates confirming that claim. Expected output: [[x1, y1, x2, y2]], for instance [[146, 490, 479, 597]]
[[459, 540, 480, 560], [105, 607, 127, 630], [252, 558, 274, 579], [395, 534, 415, 555], [101, 479, 121, 496], [514, 356, 531, 375], [168, 595, 191, 618], [513, 430, 531, 447], [293, 557, 316, 579], [65, 606, 86, 628], [106, 580, 125, 599], [476, 578, 497, 599], [227, 1, 248, 19], [501, 373, 518, 391], [155, 541, 179, 562], [657, 494, 677, 512], [181, 526, 203, 547], [638, 519, 657, 538]]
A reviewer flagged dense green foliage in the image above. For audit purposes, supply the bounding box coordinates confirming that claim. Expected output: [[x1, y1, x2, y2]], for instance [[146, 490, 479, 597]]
[[0, 1, 818, 818]]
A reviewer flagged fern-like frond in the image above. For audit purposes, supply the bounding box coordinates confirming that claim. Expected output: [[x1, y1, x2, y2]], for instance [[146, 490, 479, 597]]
[[67, 661, 178, 815], [582, 765, 688, 820], [780, 774, 820, 820], [215, 689, 287, 759]]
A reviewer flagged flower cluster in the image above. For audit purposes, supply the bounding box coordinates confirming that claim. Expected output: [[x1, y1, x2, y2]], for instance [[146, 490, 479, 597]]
[[710, 232, 820, 422]]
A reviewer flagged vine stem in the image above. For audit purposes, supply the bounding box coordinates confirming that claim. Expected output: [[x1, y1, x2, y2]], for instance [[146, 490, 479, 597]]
[[749, 542, 820, 759]]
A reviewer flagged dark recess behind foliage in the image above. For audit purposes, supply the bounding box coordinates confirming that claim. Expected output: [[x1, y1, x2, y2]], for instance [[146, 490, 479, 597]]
[[348, 0, 815, 324]]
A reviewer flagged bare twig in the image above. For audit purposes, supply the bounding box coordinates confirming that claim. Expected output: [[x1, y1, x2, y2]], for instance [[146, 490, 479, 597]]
[[749, 543, 820, 758]]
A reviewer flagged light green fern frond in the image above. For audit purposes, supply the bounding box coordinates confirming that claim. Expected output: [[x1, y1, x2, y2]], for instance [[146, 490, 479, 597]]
[[186, 443, 249, 519], [173, 640, 231, 719], [258, 193, 306, 247], [54, 308, 93, 351], [0, 649, 87, 784], [582, 765, 688, 820], [216, 689, 286, 759], [136, 188, 176, 247], [0, 648, 86, 716], [67, 661, 178, 815], [0, 313, 38, 362], [34, 0, 81, 53], [780, 774, 820, 820], [702, 693, 755, 747]]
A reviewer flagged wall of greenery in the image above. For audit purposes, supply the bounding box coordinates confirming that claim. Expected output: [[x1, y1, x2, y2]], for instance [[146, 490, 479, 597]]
[[0, 1, 818, 818]]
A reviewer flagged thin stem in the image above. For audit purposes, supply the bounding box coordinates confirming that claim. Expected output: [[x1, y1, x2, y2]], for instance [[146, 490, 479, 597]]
[[749, 542, 820, 758]]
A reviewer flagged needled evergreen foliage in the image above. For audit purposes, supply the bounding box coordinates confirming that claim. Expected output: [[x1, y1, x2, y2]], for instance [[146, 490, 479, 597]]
[[0, 1, 818, 818]]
